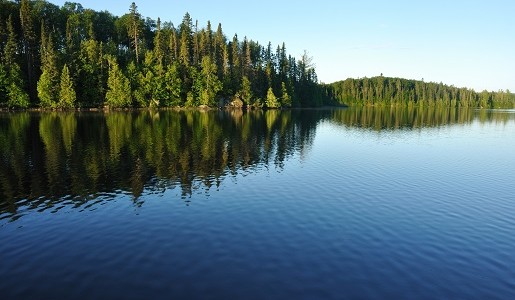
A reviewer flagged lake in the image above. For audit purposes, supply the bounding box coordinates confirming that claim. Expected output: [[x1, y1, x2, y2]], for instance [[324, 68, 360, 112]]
[[1, 107, 514, 299]]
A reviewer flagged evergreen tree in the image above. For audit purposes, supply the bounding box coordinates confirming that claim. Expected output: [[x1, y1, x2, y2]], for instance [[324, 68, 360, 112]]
[[240, 76, 253, 106], [78, 39, 105, 106], [20, 0, 37, 101], [105, 56, 132, 107], [179, 13, 193, 68], [280, 82, 291, 108], [213, 23, 225, 80], [193, 56, 221, 106], [7, 64, 30, 108], [230, 34, 241, 92], [58, 64, 76, 108], [4, 15, 18, 67], [65, 13, 82, 86], [37, 29, 60, 108], [266, 87, 280, 108], [0, 65, 7, 102], [162, 62, 183, 106], [128, 2, 142, 64], [1, 15, 30, 108], [168, 25, 178, 62], [154, 17, 166, 66]]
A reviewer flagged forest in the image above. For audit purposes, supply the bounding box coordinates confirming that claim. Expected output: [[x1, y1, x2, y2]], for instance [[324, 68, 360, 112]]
[[0, 0, 326, 109], [326, 76, 515, 109], [1, 0, 514, 110]]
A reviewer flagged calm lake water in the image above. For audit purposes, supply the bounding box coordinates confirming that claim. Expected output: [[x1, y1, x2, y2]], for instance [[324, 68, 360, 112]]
[[1, 107, 514, 299]]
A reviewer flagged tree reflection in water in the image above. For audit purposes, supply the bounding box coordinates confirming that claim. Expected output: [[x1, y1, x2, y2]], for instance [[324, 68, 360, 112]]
[[0, 107, 512, 219]]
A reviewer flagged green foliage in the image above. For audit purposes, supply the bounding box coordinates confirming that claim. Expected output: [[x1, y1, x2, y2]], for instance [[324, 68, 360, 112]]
[[240, 76, 253, 106], [0, 65, 7, 101], [162, 63, 183, 106], [195, 56, 222, 106], [185, 91, 195, 107], [20, 0, 37, 102], [7, 64, 30, 108], [105, 57, 132, 107], [326, 76, 515, 109], [127, 2, 142, 64], [3, 15, 18, 67], [38, 32, 60, 108], [58, 64, 76, 108], [0, 1, 326, 109], [266, 87, 280, 108], [38, 70, 57, 108], [77, 39, 104, 105], [8, 1, 510, 110], [280, 82, 292, 108]]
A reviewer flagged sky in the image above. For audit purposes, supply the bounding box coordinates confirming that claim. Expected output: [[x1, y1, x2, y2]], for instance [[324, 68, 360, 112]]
[[49, 0, 514, 92]]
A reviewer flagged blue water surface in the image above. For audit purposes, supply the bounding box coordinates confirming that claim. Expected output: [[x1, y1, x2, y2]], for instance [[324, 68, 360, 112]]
[[1, 108, 514, 299]]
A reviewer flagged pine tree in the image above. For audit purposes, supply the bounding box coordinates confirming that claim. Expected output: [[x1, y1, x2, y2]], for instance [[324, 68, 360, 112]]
[[58, 64, 76, 108]]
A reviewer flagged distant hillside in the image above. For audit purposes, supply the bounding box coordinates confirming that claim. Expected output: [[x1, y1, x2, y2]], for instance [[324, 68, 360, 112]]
[[325, 77, 515, 108]]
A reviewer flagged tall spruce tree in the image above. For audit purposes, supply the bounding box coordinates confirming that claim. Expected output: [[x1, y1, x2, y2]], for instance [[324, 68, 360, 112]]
[[154, 17, 166, 66], [160, 62, 182, 106], [194, 56, 221, 106], [58, 64, 76, 108], [2, 15, 29, 108], [280, 82, 291, 108], [266, 87, 280, 108], [37, 27, 60, 108], [105, 56, 132, 107], [240, 76, 252, 106]]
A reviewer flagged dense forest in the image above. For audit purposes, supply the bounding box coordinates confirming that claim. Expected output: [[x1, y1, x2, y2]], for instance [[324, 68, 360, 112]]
[[0, 0, 327, 109], [1, 1, 513, 110], [326, 76, 515, 108]]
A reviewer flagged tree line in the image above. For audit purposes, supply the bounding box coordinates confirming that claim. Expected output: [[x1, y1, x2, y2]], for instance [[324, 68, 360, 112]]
[[325, 76, 515, 108], [0, 0, 327, 109]]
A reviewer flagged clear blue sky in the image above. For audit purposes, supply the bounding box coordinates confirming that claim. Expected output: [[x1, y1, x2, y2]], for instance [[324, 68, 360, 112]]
[[50, 0, 514, 92]]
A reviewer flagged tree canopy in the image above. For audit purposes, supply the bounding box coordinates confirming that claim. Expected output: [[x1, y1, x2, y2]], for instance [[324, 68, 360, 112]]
[[325, 77, 515, 109], [0, 1, 512, 109], [0, 0, 326, 109]]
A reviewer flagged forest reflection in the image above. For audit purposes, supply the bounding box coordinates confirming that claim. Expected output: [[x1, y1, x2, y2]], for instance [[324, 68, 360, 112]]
[[0, 107, 513, 217], [0, 109, 322, 217], [330, 106, 514, 130]]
